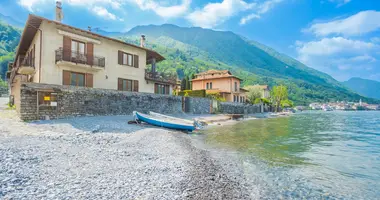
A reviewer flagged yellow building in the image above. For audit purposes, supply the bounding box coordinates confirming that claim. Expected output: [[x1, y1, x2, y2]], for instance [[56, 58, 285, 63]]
[[191, 70, 247, 103]]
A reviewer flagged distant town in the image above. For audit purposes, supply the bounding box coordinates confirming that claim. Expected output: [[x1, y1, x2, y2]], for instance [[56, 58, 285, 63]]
[[308, 100, 380, 111]]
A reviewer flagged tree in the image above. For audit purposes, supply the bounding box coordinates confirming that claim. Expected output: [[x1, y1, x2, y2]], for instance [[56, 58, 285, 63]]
[[281, 99, 294, 108], [271, 85, 289, 112], [247, 87, 262, 104]]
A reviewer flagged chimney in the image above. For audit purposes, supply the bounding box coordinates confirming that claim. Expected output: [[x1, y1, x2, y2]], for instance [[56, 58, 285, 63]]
[[55, 1, 63, 22], [140, 35, 146, 47]]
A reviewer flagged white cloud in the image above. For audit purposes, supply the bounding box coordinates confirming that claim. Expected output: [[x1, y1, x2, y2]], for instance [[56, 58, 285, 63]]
[[240, 14, 260, 25], [371, 37, 380, 43], [305, 10, 380, 37], [132, 0, 191, 18], [187, 0, 255, 28], [92, 6, 117, 20], [328, 0, 351, 7], [239, 0, 283, 26], [18, 0, 48, 12], [296, 37, 376, 56]]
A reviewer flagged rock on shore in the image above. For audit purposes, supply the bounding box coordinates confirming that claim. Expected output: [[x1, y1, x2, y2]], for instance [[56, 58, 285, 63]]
[[0, 104, 254, 199]]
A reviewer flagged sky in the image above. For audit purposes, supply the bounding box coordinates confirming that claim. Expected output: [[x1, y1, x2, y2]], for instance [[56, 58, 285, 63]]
[[0, 0, 380, 82]]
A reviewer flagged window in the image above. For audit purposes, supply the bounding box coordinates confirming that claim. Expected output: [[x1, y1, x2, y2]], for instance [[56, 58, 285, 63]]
[[240, 96, 243, 103], [121, 52, 133, 66], [210, 82, 213, 89], [155, 83, 170, 95], [118, 78, 137, 92], [234, 82, 238, 92], [69, 72, 85, 86], [71, 40, 85, 57], [206, 83, 209, 89]]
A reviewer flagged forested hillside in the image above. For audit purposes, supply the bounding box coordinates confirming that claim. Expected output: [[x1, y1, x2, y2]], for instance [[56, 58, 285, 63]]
[[0, 20, 21, 82], [343, 78, 380, 100], [0, 20, 377, 104], [124, 24, 376, 104]]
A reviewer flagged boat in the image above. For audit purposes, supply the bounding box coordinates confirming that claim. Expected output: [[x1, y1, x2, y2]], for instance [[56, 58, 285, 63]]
[[133, 111, 196, 131]]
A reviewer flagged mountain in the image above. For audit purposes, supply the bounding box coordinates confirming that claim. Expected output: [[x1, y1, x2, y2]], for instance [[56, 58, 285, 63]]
[[124, 24, 377, 104], [0, 21, 377, 104], [343, 78, 380, 100], [0, 20, 21, 81], [0, 13, 24, 28]]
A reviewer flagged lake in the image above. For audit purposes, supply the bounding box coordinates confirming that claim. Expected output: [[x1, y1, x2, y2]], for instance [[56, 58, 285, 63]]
[[201, 111, 380, 199]]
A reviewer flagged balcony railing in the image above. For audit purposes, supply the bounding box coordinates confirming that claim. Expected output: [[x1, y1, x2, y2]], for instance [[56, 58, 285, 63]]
[[145, 69, 177, 85], [21, 56, 35, 68], [55, 48, 105, 68]]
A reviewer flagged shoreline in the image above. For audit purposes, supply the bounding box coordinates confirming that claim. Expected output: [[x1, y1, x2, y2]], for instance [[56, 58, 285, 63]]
[[0, 109, 258, 199]]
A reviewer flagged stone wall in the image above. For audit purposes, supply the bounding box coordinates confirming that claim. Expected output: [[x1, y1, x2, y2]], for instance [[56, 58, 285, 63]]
[[18, 83, 267, 121], [19, 83, 182, 121], [184, 97, 211, 114], [0, 86, 8, 97], [219, 102, 262, 114]]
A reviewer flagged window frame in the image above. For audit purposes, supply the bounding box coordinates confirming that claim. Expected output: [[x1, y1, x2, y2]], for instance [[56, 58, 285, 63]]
[[69, 71, 86, 87], [155, 83, 170, 95], [119, 78, 135, 92], [121, 52, 134, 67]]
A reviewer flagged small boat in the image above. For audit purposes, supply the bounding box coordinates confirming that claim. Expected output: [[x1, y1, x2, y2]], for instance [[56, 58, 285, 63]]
[[133, 111, 196, 132]]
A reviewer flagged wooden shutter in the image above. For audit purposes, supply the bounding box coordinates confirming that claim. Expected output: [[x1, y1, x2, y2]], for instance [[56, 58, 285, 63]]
[[154, 83, 158, 94], [87, 43, 94, 66], [133, 80, 139, 92], [118, 51, 122, 65], [86, 73, 93, 88], [133, 55, 139, 68], [63, 36, 71, 61], [117, 78, 123, 90], [63, 70, 70, 85], [165, 85, 170, 95]]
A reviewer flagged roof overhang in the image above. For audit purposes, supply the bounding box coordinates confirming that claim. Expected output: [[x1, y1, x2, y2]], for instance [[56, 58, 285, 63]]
[[14, 14, 165, 67]]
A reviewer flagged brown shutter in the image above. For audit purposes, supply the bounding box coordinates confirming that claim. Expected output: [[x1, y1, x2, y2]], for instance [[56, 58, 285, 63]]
[[118, 51, 122, 65], [87, 43, 94, 66], [63, 36, 71, 61], [117, 78, 123, 90], [133, 80, 139, 92], [134, 55, 139, 68], [86, 73, 93, 88], [165, 85, 170, 95], [63, 70, 70, 85], [154, 83, 158, 94]]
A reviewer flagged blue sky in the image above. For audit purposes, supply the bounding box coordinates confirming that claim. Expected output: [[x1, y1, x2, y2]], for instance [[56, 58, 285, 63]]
[[0, 0, 380, 82]]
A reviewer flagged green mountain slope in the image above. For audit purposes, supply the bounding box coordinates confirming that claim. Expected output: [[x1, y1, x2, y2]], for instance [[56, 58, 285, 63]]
[[126, 24, 376, 104], [0, 20, 21, 81], [343, 78, 380, 100]]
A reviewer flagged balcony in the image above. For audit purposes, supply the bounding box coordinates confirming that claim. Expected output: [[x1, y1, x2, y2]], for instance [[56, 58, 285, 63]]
[[17, 55, 35, 75], [55, 48, 105, 70], [145, 69, 177, 85]]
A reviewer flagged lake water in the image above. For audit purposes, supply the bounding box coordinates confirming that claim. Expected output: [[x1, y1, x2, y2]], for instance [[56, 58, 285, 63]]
[[201, 111, 380, 199]]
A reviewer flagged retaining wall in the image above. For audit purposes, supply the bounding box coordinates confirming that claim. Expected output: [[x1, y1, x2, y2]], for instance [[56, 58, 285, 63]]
[[219, 102, 262, 114], [19, 83, 183, 121]]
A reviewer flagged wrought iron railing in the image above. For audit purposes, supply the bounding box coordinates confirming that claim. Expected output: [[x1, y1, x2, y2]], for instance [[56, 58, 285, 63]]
[[21, 56, 35, 68], [145, 69, 177, 85], [55, 48, 105, 68]]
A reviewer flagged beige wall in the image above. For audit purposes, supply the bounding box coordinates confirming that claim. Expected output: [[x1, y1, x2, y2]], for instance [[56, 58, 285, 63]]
[[192, 77, 246, 103], [34, 21, 155, 93], [192, 77, 241, 93], [26, 30, 41, 82]]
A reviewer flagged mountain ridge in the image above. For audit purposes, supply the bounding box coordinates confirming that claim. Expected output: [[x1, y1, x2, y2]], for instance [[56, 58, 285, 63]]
[[343, 78, 380, 100], [0, 21, 378, 104]]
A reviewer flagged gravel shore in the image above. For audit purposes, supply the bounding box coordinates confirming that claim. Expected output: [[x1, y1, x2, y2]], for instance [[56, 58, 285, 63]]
[[0, 98, 256, 199]]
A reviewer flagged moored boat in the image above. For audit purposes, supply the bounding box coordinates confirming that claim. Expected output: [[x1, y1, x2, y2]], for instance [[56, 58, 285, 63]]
[[133, 111, 196, 132]]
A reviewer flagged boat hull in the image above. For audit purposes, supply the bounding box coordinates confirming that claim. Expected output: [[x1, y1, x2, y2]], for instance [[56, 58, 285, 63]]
[[134, 112, 195, 132]]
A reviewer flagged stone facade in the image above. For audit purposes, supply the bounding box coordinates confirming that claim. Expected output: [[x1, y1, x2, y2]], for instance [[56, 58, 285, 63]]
[[0, 86, 8, 97], [219, 102, 262, 114], [17, 83, 265, 121], [184, 97, 211, 114], [19, 83, 182, 121]]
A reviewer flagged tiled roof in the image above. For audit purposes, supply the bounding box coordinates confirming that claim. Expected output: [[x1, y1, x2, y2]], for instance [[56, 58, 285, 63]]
[[192, 70, 242, 81]]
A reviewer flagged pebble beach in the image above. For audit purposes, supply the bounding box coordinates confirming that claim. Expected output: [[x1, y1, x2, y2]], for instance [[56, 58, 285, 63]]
[[0, 97, 257, 199]]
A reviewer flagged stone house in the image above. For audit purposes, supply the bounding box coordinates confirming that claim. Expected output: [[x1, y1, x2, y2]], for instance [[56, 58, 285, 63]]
[[191, 70, 247, 103], [8, 2, 176, 110]]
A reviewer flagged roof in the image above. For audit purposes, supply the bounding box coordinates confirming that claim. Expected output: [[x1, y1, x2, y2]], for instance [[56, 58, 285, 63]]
[[192, 70, 242, 81], [14, 14, 165, 66]]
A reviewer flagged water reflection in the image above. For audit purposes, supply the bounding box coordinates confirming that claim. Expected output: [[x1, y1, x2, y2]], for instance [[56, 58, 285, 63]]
[[202, 111, 380, 199]]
